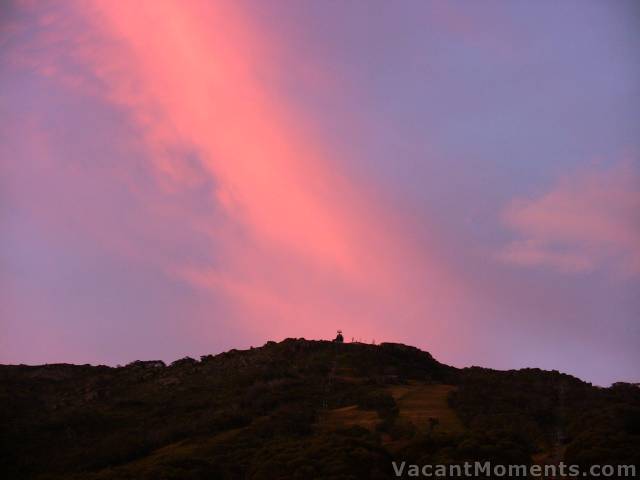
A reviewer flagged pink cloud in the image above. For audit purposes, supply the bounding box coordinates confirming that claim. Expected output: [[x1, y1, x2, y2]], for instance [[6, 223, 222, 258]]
[[4, 0, 473, 354], [499, 161, 640, 275]]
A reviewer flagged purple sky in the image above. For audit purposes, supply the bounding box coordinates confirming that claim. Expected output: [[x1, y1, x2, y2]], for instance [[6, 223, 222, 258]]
[[1, 0, 639, 385]]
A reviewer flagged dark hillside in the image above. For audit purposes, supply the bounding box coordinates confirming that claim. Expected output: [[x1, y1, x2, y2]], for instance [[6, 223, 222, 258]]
[[1, 339, 638, 479]]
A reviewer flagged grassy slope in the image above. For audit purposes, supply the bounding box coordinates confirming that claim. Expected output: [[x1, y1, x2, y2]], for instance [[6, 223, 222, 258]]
[[390, 383, 463, 434]]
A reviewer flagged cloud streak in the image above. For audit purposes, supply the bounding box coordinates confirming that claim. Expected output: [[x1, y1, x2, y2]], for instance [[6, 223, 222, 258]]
[[3, 0, 466, 348]]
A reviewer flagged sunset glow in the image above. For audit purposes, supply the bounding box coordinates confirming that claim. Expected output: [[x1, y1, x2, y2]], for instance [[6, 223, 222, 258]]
[[2, 0, 638, 385]]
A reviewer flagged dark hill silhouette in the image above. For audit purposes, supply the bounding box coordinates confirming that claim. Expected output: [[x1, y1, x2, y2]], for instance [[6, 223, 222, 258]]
[[1, 339, 638, 479]]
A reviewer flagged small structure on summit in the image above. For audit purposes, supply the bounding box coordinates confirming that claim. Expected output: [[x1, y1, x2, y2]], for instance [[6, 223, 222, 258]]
[[334, 330, 344, 343]]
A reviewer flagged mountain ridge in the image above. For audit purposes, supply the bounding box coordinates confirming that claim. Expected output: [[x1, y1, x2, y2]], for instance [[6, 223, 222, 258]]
[[2, 338, 639, 479]]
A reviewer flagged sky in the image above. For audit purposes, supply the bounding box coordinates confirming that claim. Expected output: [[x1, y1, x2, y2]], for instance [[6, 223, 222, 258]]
[[1, 0, 639, 386]]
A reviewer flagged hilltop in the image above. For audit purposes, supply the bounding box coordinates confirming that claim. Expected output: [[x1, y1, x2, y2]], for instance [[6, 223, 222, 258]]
[[1, 339, 639, 479]]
